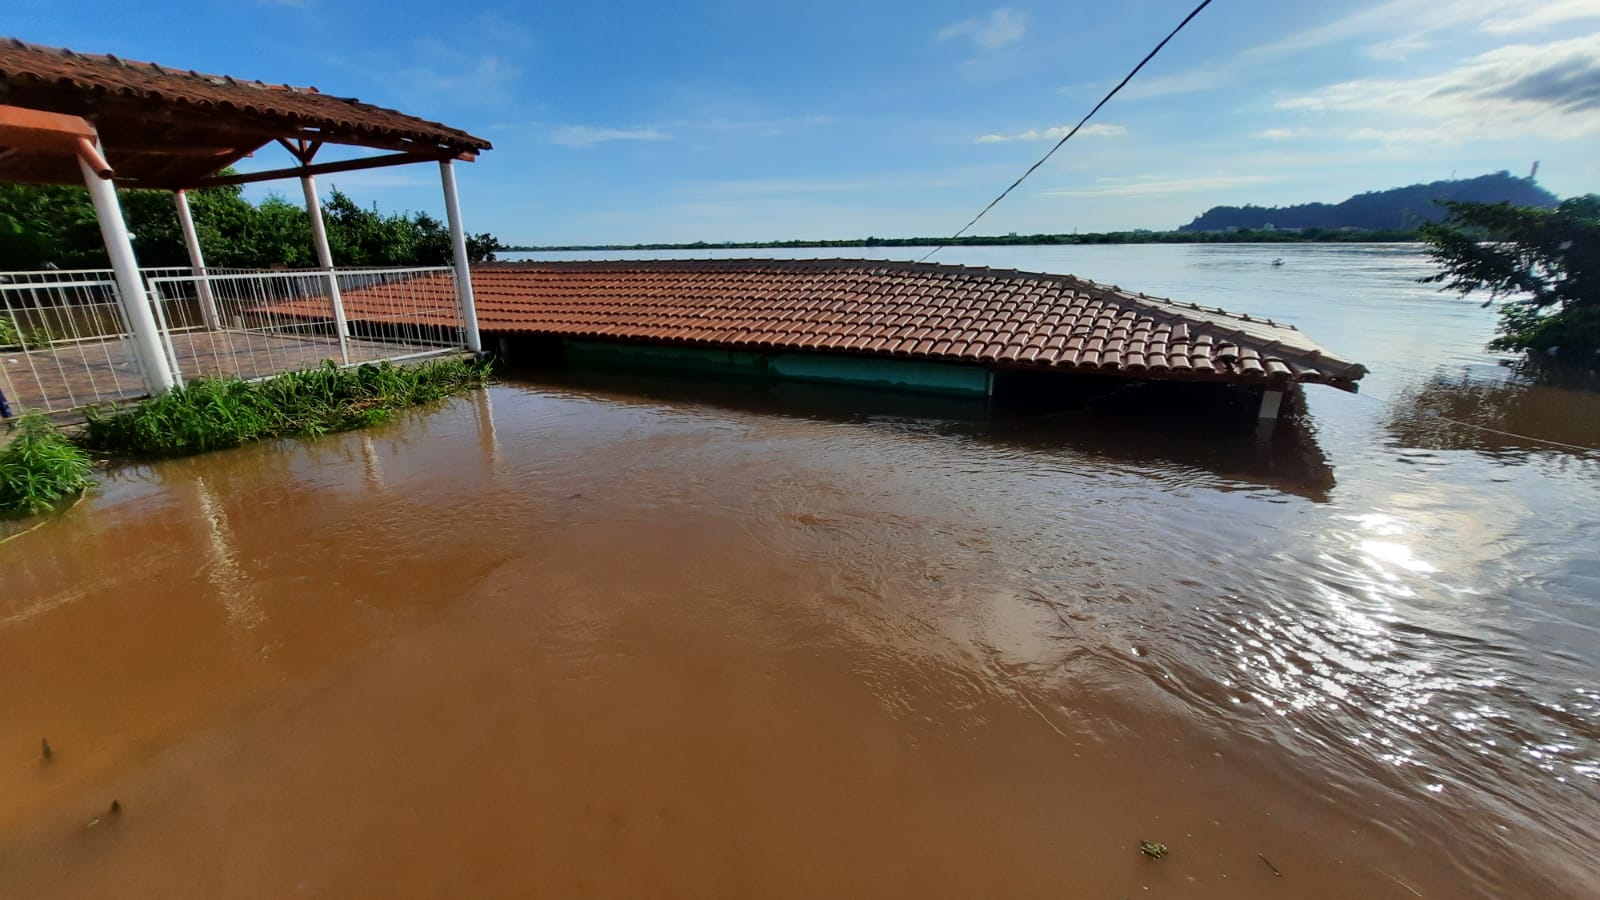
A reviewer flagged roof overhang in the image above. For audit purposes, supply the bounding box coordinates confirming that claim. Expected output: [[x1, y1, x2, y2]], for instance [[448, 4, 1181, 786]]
[[0, 103, 111, 177], [0, 37, 492, 189]]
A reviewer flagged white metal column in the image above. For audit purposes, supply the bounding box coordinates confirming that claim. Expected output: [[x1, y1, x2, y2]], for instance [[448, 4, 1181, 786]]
[[174, 190, 222, 331], [80, 156, 177, 395], [439, 159, 483, 353], [300, 174, 350, 363]]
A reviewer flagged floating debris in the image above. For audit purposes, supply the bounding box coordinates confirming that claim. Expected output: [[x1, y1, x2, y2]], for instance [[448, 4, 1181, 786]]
[[1258, 852, 1282, 876], [1139, 840, 1168, 859], [41, 738, 52, 761], [85, 800, 121, 830]]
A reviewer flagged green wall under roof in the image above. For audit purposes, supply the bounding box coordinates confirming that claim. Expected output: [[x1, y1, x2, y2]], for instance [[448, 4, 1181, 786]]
[[563, 339, 992, 397]]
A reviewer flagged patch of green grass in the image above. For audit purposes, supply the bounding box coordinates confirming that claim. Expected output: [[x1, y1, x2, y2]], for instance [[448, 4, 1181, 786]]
[[0, 413, 97, 516], [0, 313, 19, 349], [83, 357, 492, 458]]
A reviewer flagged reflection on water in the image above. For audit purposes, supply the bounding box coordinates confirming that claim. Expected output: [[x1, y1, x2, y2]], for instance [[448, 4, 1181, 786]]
[[1387, 371, 1600, 457], [3, 244, 1600, 898], [520, 368, 1339, 501]]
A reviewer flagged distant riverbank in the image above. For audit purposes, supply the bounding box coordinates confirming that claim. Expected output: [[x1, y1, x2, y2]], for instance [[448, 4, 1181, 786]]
[[505, 228, 1420, 253]]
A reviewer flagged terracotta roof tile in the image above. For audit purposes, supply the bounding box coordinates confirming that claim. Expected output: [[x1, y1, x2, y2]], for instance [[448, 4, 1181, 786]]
[[320, 259, 1366, 391]]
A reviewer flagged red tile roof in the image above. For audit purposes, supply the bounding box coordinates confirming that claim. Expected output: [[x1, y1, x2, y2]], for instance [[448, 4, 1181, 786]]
[[338, 259, 1369, 391], [0, 38, 491, 187]]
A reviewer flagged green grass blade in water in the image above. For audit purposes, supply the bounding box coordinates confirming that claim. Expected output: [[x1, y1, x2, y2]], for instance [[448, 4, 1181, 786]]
[[0, 413, 97, 516]]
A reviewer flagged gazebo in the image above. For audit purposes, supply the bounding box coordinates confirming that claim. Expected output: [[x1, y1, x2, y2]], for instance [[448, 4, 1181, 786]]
[[0, 37, 492, 412]]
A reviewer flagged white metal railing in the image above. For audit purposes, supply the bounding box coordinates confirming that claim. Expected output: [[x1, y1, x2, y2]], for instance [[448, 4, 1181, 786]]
[[0, 268, 169, 413], [0, 265, 465, 416]]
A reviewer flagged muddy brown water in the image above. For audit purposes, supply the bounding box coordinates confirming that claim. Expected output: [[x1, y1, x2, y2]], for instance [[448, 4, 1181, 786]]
[[4, 245, 1599, 898]]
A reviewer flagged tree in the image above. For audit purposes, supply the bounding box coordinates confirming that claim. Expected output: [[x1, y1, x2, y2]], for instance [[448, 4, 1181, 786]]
[[0, 179, 503, 270], [0, 183, 106, 268], [1419, 195, 1600, 354], [120, 181, 257, 267]]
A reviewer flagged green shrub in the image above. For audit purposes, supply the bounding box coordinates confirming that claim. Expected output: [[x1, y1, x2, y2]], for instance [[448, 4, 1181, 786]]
[[1420, 195, 1600, 354], [0, 413, 97, 516], [0, 316, 66, 350], [83, 357, 491, 457]]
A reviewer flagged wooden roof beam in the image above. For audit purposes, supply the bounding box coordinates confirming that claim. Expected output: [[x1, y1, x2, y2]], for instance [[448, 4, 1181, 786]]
[[275, 137, 322, 165], [0, 103, 97, 154], [105, 143, 253, 157], [188, 149, 463, 188], [0, 104, 112, 176]]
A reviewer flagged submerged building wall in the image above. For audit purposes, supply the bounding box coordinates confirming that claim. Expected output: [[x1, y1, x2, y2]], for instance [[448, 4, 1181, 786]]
[[562, 339, 993, 397]]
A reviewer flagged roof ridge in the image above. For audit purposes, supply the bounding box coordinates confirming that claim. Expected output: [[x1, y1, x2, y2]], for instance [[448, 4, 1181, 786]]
[[1076, 277, 1297, 331], [478, 258, 1319, 343], [0, 36, 493, 154], [1, 36, 311, 94]]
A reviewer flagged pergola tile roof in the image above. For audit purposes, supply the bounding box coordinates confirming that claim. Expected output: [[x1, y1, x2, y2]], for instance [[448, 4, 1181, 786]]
[[331, 259, 1368, 390], [0, 37, 491, 187]]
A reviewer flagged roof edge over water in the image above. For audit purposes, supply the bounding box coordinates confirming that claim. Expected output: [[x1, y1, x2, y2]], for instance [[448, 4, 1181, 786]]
[[469, 258, 1368, 391]]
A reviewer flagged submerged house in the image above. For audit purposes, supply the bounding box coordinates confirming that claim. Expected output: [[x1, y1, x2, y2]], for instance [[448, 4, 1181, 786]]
[[0, 38, 1364, 424], [329, 259, 1368, 418]]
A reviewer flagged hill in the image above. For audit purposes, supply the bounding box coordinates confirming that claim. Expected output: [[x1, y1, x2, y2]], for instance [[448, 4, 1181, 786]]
[[1177, 171, 1559, 233]]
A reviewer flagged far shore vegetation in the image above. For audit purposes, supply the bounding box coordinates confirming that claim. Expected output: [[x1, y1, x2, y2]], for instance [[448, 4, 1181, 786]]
[[508, 171, 1559, 253], [0, 178, 505, 272], [506, 227, 1424, 253]]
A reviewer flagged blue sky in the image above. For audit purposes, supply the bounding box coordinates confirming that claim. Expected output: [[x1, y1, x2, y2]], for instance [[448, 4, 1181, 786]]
[[10, 0, 1600, 244]]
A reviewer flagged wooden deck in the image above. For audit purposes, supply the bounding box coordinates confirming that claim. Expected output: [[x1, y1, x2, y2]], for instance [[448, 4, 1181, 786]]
[[0, 328, 448, 415]]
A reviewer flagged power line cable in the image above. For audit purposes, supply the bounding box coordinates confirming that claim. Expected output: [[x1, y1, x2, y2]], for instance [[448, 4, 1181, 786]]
[[1417, 412, 1599, 453], [1354, 387, 1600, 454], [919, 0, 1216, 263]]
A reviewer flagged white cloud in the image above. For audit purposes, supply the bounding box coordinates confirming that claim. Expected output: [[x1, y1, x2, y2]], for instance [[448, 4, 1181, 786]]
[[677, 114, 831, 138], [1256, 128, 1304, 140], [673, 166, 1002, 198], [686, 176, 888, 195], [398, 41, 523, 104], [1265, 0, 1598, 53], [1481, 1, 1600, 34], [1113, 1, 1449, 99], [975, 123, 1126, 143], [470, 12, 540, 52], [1279, 34, 1600, 143], [1108, 1, 1600, 100], [1364, 36, 1431, 60], [547, 125, 668, 147], [938, 8, 1028, 51], [1245, 0, 1534, 59], [1041, 174, 1282, 198]]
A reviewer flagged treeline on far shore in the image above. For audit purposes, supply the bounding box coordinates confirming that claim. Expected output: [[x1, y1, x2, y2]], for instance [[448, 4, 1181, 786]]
[[506, 228, 1423, 253]]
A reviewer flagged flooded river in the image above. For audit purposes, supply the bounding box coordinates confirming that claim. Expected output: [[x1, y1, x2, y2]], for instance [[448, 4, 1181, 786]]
[[3, 244, 1598, 898]]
